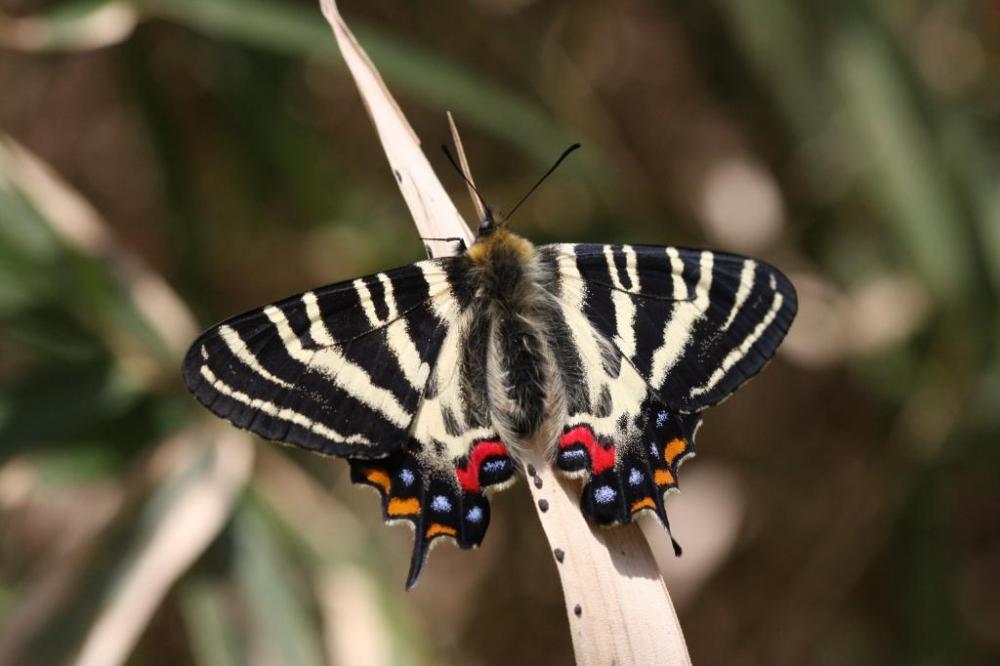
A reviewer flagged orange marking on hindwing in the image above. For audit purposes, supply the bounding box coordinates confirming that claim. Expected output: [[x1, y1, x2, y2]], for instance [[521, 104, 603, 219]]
[[630, 497, 656, 513], [387, 497, 420, 516], [426, 523, 458, 538], [654, 469, 675, 486], [364, 469, 392, 493], [664, 438, 687, 465]]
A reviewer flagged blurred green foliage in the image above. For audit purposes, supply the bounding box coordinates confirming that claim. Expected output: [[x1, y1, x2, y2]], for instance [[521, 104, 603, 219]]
[[1, 0, 999, 664]]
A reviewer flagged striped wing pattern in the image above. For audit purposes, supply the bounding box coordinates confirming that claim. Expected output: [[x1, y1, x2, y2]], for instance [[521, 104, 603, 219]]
[[348, 278, 517, 587], [184, 239, 796, 584], [551, 243, 798, 409], [182, 259, 517, 587], [182, 261, 451, 456], [539, 243, 796, 529]]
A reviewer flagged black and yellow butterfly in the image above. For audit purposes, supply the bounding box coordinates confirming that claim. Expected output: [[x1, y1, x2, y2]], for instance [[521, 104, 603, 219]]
[[182, 171, 797, 588]]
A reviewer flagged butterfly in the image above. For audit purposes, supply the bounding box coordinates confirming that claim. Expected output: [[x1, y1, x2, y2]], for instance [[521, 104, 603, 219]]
[[181, 155, 797, 588]]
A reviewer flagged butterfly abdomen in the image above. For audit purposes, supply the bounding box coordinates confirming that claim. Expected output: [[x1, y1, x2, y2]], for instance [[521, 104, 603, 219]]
[[465, 229, 567, 450], [491, 314, 548, 438]]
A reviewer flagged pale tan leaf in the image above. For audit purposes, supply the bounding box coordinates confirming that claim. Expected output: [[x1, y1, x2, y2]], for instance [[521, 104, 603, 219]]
[[520, 443, 691, 665], [319, 0, 474, 254], [0, 2, 136, 52], [320, 568, 392, 666], [317, 4, 690, 662], [0, 135, 198, 360], [73, 430, 253, 666], [447, 111, 487, 223]]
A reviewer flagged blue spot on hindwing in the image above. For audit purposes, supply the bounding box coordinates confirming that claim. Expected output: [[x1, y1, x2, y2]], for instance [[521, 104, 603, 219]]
[[594, 486, 616, 504], [482, 459, 508, 474], [628, 468, 643, 486], [398, 469, 415, 486], [431, 495, 451, 512]]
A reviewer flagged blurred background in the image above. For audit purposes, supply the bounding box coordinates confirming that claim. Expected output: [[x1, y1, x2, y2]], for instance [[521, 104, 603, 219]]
[[1, 0, 999, 664]]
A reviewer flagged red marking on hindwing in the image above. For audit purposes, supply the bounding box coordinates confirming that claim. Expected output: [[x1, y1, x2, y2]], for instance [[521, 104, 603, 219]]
[[559, 425, 616, 474], [455, 439, 509, 493]]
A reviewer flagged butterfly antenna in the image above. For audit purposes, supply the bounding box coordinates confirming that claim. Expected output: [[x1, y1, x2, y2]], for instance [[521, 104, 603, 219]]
[[441, 145, 490, 217], [505, 143, 581, 221]]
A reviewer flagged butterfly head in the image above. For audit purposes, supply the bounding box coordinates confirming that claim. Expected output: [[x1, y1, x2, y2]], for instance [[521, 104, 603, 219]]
[[467, 208, 533, 263], [477, 206, 506, 238]]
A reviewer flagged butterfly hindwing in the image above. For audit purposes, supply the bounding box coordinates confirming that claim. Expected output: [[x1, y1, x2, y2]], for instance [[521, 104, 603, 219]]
[[544, 330, 699, 530], [558, 398, 700, 535], [349, 434, 516, 588], [348, 288, 520, 587], [540, 242, 795, 527], [539, 256, 671, 526]]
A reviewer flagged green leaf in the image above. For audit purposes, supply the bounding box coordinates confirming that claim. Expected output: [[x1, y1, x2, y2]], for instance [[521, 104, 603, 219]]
[[137, 0, 595, 171], [232, 501, 326, 666], [179, 577, 246, 666], [0, 355, 135, 459], [0, 0, 137, 51], [0, 180, 60, 260], [0, 180, 64, 312], [830, 24, 975, 304], [1, 433, 250, 665]]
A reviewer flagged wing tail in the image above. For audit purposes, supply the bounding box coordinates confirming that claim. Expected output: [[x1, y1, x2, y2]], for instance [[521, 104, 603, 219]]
[[349, 436, 517, 589]]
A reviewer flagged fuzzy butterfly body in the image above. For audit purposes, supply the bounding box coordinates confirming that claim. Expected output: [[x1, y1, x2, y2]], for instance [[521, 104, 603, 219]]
[[182, 225, 797, 587]]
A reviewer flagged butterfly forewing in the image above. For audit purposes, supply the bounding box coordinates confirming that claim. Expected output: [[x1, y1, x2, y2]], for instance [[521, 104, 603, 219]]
[[182, 260, 459, 457], [545, 243, 797, 410]]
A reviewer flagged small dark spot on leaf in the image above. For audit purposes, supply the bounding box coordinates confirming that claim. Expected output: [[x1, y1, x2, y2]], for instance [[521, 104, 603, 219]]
[[538, 499, 549, 512], [554, 548, 565, 563], [393, 169, 402, 182], [573, 604, 582, 617], [527, 464, 536, 477], [533, 476, 543, 489]]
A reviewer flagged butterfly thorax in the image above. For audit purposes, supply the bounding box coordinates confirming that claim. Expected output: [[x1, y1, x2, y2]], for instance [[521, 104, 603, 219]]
[[465, 226, 536, 305], [462, 227, 566, 454]]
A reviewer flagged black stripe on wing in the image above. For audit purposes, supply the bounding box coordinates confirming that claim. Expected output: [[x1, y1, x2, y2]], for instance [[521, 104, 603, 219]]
[[181, 260, 457, 458], [542, 243, 797, 411]]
